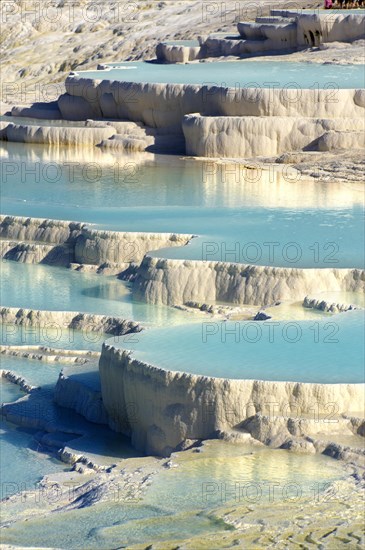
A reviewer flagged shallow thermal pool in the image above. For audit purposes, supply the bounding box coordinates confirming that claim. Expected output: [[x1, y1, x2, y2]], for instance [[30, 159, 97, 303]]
[[0, 355, 70, 388], [159, 39, 200, 46], [0, 260, 189, 326], [118, 309, 365, 383], [0, 418, 68, 499], [1, 440, 345, 548], [77, 60, 365, 89], [0, 377, 24, 404], [0, 116, 89, 127], [1, 144, 364, 269], [0, 322, 110, 351]]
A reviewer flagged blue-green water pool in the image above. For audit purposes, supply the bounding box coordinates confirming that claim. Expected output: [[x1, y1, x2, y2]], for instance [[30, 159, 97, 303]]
[[1, 377, 24, 404], [0, 355, 68, 388], [0, 418, 68, 499], [1, 144, 364, 268], [77, 60, 365, 89], [1, 322, 109, 351], [120, 309, 365, 383], [0, 261, 188, 326], [160, 39, 200, 46]]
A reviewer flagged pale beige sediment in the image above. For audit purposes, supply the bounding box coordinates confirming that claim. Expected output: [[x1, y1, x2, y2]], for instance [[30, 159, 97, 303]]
[[0, 117, 181, 153], [156, 43, 202, 63], [275, 10, 365, 45], [74, 228, 191, 266], [0, 240, 73, 266], [11, 102, 62, 120], [0, 216, 84, 243], [156, 12, 365, 63]]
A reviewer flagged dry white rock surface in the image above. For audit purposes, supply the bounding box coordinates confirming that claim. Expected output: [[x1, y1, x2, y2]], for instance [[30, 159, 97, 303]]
[[1, 0, 321, 106]]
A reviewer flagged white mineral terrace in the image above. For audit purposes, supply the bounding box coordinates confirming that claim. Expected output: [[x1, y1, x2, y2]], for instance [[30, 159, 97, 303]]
[[1, 6, 364, 548]]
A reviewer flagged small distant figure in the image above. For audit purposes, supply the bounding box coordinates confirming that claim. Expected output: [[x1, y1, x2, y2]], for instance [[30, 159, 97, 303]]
[[329, 0, 364, 7]]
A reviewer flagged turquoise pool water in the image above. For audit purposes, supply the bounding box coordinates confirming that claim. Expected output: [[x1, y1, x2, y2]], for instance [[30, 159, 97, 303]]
[[161, 39, 200, 46], [120, 309, 365, 383], [0, 261, 188, 326], [2, 143, 363, 210], [1, 322, 109, 351], [0, 355, 67, 388], [1, 25, 364, 550], [0, 419, 67, 499], [1, 377, 24, 404], [1, 144, 364, 268], [77, 60, 365, 88], [145, 441, 344, 511], [1, 440, 344, 547]]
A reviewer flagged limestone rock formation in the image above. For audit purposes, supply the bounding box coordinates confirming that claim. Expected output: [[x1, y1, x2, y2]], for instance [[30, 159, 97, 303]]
[[182, 114, 364, 158], [2, 123, 116, 147], [55, 367, 108, 424], [0, 215, 193, 268], [99, 344, 364, 456], [303, 296, 361, 313], [133, 255, 365, 306], [0, 307, 142, 336], [63, 77, 365, 129]]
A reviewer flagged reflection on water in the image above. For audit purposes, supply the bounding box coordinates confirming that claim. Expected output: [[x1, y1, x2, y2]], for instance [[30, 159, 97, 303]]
[[311, 290, 365, 308], [0, 114, 363, 548], [1, 142, 364, 210], [0, 322, 108, 351], [0, 260, 189, 326], [265, 291, 365, 320], [146, 441, 343, 511], [1, 143, 363, 268]]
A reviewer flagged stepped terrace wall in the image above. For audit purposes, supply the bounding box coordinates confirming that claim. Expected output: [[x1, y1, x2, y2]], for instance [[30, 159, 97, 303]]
[[0, 307, 141, 336], [2, 123, 116, 147], [62, 77, 365, 128], [182, 114, 365, 157], [133, 256, 365, 306], [0, 216, 192, 267], [271, 11, 365, 46], [156, 13, 365, 62], [99, 344, 365, 456]]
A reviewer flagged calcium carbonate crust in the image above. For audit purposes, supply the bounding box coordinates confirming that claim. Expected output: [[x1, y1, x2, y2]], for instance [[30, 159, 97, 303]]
[[99, 343, 365, 456]]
